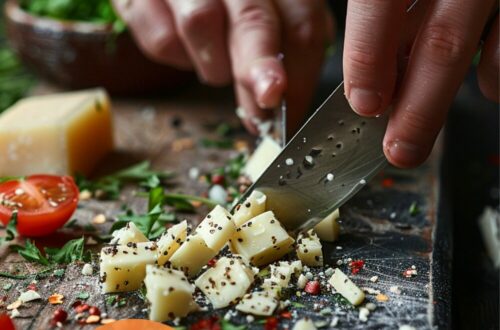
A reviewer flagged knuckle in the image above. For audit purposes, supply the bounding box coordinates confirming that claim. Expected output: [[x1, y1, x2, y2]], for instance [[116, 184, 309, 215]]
[[347, 48, 379, 72], [236, 4, 277, 33], [400, 109, 436, 136], [142, 30, 178, 61], [177, 3, 221, 37], [421, 24, 468, 66]]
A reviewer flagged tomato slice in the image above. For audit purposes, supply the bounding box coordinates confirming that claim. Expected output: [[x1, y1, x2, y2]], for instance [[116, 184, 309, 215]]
[[0, 175, 79, 237]]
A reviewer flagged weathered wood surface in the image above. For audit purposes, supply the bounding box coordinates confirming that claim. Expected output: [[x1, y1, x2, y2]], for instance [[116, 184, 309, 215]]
[[0, 83, 449, 329]]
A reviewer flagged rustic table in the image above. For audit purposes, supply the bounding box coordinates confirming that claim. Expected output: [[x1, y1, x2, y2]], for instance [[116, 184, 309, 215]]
[[0, 82, 450, 330]]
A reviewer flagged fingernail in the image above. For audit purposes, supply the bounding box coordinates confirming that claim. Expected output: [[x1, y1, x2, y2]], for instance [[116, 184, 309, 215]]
[[348, 88, 382, 115], [385, 140, 424, 168], [255, 74, 280, 108]]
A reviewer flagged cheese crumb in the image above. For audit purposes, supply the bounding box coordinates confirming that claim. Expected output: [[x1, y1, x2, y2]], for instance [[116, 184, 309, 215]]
[[390, 286, 401, 294], [297, 274, 308, 289], [82, 263, 93, 276], [369, 275, 379, 283], [359, 307, 370, 322]]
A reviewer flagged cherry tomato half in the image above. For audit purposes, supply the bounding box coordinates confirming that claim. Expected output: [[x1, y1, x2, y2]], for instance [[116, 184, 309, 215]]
[[0, 314, 15, 330], [0, 175, 79, 237]]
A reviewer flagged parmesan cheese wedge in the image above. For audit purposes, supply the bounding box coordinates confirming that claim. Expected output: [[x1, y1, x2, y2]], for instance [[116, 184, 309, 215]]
[[314, 209, 340, 242], [169, 233, 217, 277], [144, 265, 198, 322], [232, 190, 267, 227], [235, 291, 279, 316], [0, 89, 113, 176], [99, 242, 157, 293], [243, 137, 281, 182], [328, 268, 365, 306], [229, 211, 294, 266], [110, 222, 149, 245], [195, 256, 255, 309], [156, 221, 189, 266], [296, 230, 323, 267], [196, 205, 236, 251]]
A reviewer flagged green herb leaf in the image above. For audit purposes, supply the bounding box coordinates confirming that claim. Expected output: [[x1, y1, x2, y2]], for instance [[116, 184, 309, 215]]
[[290, 301, 306, 308], [45, 237, 88, 264], [11, 240, 49, 265], [3, 283, 12, 291], [53, 269, 65, 277], [221, 320, 247, 330], [105, 295, 117, 306], [200, 138, 234, 149], [77, 292, 90, 300], [0, 211, 18, 244], [409, 201, 420, 216]]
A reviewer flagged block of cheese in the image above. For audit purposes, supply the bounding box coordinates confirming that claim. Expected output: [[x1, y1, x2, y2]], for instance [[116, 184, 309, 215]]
[[0, 89, 113, 176], [144, 265, 198, 322], [195, 205, 236, 251], [243, 137, 281, 182], [110, 222, 149, 245], [229, 211, 294, 266], [157, 221, 189, 266], [236, 291, 279, 316], [195, 256, 255, 309], [232, 190, 267, 227], [314, 209, 340, 242], [99, 242, 157, 293], [328, 268, 365, 306], [169, 233, 217, 277], [296, 230, 323, 267]]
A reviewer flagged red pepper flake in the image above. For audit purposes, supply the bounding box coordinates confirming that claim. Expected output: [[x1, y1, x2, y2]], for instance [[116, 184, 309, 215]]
[[264, 316, 279, 330], [89, 306, 101, 316], [27, 283, 37, 291], [304, 280, 320, 295], [402, 266, 418, 278], [207, 258, 218, 267], [280, 311, 292, 319], [211, 174, 225, 185], [191, 316, 220, 330], [72, 300, 82, 309], [74, 303, 90, 314], [382, 178, 394, 188], [349, 260, 365, 275]]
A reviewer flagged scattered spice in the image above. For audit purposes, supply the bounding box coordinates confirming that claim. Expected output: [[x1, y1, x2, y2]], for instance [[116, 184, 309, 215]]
[[376, 293, 389, 302], [304, 280, 320, 295], [48, 293, 64, 305], [402, 266, 418, 278], [349, 260, 365, 275], [52, 308, 68, 324], [382, 178, 394, 188]]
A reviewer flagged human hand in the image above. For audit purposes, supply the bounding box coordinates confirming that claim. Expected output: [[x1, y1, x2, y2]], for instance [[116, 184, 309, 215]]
[[112, 0, 334, 135], [343, 0, 499, 168]]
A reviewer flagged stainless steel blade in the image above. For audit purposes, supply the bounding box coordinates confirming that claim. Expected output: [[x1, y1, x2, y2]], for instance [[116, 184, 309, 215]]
[[243, 82, 388, 232]]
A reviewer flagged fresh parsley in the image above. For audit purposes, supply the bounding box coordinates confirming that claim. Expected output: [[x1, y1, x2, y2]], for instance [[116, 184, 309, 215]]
[[409, 201, 420, 216], [11, 239, 49, 265], [75, 161, 173, 199], [0, 211, 18, 244], [77, 292, 90, 300], [44, 237, 89, 264]]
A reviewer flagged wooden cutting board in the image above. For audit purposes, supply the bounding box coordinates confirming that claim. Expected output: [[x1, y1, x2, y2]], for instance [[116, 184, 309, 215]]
[[0, 83, 451, 329]]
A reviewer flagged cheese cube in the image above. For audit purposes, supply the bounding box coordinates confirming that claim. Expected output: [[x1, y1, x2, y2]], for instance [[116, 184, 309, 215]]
[[279, 260, 303, 276], [195, 256, 255, 309], [292, 318, 317, 330], [297, 230, 323, 267], [314, 209, 340, 242], [196, 205, 236, 251], [229, 211, 294, 266], [236, 291, 279, 316], [157, 221, 189, 266], [110, 222, 149, 245], [328, 268, 365, 306], [169, 233, 217, 277], [0, 89, 113, 176], [243, 137, 281, 182], [99, 242, 157, 293], [233, 190, 267, 227], [144, 265, 197, 322]]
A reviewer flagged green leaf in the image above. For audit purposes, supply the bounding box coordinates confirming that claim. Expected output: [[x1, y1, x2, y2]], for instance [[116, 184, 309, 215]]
[[0, 211, 18, 244], [290, 301, 306, 308], [148, 186, 164, 211], [105, 295, 117, 306], [200, 138, 234, 149], [3, 283, 12, 291], [45, 237, 88, 264], [12, 240, 49, 265], [53, 269, 65, 277], [221, 320, 247, 330], [409, 201, 420, 216], [77, 292, 90, 300]]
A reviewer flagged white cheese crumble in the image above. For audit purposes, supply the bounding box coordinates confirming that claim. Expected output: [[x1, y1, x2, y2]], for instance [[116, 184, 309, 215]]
[[285, 158, 294, 166], [82, 263, 93, 276]]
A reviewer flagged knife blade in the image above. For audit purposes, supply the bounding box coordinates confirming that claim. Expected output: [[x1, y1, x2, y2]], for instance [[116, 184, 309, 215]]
[[240, 82, 388, 232]]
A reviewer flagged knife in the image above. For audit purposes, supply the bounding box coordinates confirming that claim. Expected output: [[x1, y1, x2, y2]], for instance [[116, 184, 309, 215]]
[[240, 82, 388, 232]]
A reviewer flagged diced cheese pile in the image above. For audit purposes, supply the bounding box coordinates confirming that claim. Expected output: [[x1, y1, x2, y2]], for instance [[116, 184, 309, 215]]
[[110, 222, 148, 245], [0, 89, 113, 176], [296, 230, 324, 267], [232, 190, 267, 227], [169, 233, 217, 278], [156, 221, 189, 266], [236, 291, 279, 316]]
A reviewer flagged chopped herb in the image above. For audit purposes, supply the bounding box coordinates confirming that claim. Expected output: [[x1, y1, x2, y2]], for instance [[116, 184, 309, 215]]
[[75, 161, 172, 199], [64, 219, 78, 228], [257, 267, 270, 278], [221, 320, 247, 330], [77, 292, 90, 300], [0, 267, 55, 279], [0, 211, 18, 244], [331, 293, 354, 308], [215, 123, 233, 137], [53, 269, 65, 277], [45, 237, 89, 264], [117, 297, 127, 307], [11, 240, 49, 265], [3, 283, 12, 291], [105, 295, 117, 306], [290, 302, 306, 308], [83, 224, 96, 232], [409, 201, 420, 216]]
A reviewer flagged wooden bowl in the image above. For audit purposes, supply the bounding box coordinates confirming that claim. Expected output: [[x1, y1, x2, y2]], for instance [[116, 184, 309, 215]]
[[3, 0, 194, 95]]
